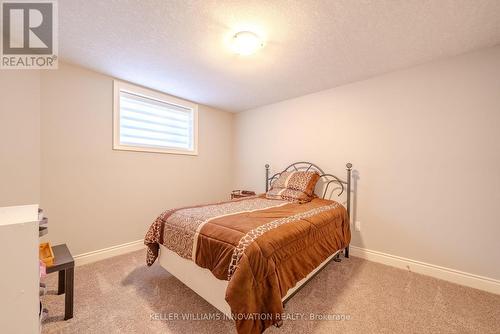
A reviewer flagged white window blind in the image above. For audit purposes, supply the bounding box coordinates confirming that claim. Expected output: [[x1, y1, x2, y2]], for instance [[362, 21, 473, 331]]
[[113, 81, 198, 155]]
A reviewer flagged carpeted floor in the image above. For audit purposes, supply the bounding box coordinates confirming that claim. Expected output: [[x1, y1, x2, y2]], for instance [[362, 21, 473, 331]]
[[41, 249, 500, 334]]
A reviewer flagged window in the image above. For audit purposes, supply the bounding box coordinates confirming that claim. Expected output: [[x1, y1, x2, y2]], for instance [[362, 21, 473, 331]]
[[113, 80, 198, 155]]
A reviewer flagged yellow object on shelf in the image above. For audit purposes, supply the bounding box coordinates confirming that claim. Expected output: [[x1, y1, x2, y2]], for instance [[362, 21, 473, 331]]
[[39, 242, 54, 267]]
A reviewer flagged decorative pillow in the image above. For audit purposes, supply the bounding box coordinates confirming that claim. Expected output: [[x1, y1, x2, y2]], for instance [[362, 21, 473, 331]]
[[266, 187, 314, 203], [266, 171, 320, 203]]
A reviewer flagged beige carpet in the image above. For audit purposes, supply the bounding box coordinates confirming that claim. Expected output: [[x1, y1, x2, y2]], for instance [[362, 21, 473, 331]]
[[41, 249, 500, 334]]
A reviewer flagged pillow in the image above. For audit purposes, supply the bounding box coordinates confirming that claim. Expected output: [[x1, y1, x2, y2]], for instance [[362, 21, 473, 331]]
[[266, 171, 320, 203], [266, 187, 315, 203]]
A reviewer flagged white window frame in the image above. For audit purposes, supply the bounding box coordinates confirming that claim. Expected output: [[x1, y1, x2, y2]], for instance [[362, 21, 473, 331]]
[[113, 80, 198, 155]]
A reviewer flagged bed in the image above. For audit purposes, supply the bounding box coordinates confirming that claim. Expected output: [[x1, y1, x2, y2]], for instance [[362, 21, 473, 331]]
[[145, 162, 352, 334]]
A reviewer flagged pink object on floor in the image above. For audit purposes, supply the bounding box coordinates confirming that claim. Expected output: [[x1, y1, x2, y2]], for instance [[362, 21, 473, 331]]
[[39, 260, 46, 278]]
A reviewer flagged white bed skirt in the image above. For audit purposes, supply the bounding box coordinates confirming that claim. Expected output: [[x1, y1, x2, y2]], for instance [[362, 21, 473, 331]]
[[158, 244, 341, 317]]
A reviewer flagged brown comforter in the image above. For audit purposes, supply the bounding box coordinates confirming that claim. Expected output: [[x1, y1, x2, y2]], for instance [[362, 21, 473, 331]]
[[145, 195, 350, 334]]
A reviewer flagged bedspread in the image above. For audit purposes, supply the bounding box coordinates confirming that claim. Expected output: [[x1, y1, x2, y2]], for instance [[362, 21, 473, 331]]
[[145, 195, 350, 334]]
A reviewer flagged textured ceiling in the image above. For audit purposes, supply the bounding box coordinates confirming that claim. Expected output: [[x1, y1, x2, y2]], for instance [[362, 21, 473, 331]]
[[59, 0, 500, 112]]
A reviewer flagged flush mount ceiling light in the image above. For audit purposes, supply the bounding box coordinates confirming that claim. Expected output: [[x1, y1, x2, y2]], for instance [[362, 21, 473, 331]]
[[230, 31, 264, 56]]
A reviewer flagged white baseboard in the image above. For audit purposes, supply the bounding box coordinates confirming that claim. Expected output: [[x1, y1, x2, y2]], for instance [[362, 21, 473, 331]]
[[350, 245, 500, 295], [71, 240, 500, 295], [74, 239, 145, 266]]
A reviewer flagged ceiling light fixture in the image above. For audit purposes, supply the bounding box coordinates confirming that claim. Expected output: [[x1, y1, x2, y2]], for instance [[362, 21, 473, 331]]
[[230, 31, 263, 56]]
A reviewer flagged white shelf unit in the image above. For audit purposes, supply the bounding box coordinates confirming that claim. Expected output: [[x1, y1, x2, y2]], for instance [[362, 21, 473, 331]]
[[0, 205, 40, 334]]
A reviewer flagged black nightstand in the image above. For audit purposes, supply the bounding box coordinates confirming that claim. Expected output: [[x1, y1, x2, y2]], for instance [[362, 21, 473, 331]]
[[46, 244, 74, 320], [231, 190, 256, 199]]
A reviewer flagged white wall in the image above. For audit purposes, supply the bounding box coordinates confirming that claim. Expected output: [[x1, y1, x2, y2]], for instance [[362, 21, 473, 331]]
[[2, 46, 500, 284], [233, 46, 500, 280], [0, 71, 41, 207], [40, 63, 234, 255]]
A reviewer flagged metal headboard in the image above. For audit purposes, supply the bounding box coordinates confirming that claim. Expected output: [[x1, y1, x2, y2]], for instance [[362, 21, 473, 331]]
[[265, 161, 353, 219]]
